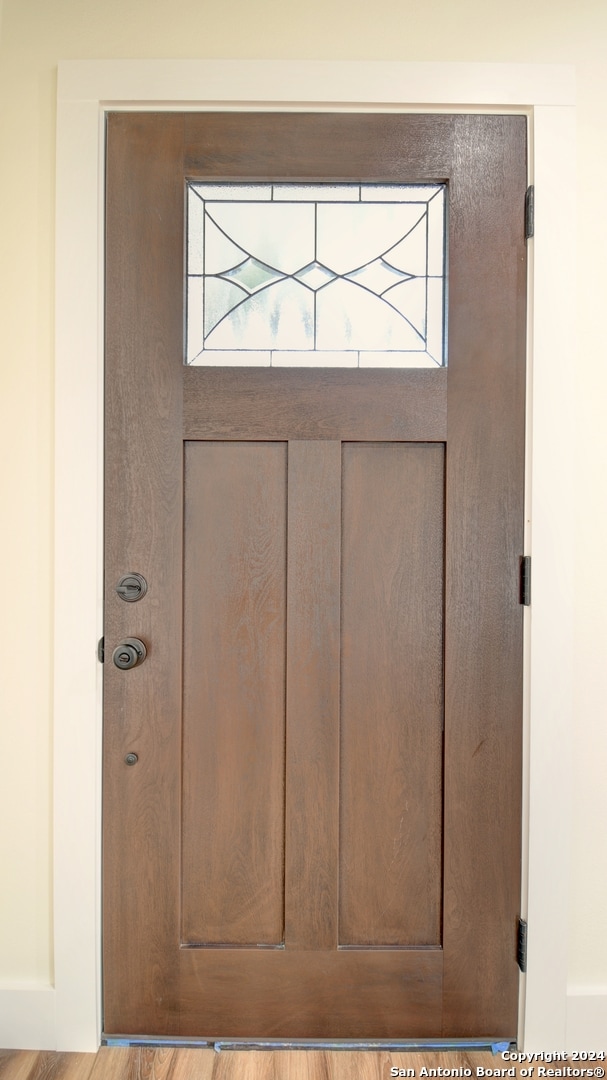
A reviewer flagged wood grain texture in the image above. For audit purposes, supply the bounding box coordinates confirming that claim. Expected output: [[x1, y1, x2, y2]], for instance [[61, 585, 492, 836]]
[[183, 369, 447, 442], [177, 947, 442, 1038], [0, 1054, 40, 1080], [0, 1054, 96, 1080], [285, 442, 341, 949], [0, 1051, 534, 1080], [181, 442, 287, 945], [104, 112, 185, 1035], [184, 112, 460, 181], [441, 113, 527, 1037], [339, 445, 444, 946]]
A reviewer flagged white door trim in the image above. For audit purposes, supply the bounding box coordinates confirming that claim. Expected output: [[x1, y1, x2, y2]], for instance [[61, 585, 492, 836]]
[[50, 60, 575, 1051]]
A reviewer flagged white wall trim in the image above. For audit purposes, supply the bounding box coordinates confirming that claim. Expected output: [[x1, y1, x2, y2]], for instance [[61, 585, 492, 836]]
[[39, 60, 578, 1052], [0, 988, 56, 1049], [567, 990, 607, 1053]]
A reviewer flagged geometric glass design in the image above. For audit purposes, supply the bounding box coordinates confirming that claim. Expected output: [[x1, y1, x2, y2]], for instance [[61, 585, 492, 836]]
[[186, 182, 447, 367]]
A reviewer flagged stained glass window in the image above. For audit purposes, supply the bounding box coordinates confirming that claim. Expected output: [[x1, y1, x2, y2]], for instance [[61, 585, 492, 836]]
[[186, 182, 446, 367]]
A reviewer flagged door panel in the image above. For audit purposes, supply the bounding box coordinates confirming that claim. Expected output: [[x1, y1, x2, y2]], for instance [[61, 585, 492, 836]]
[[103, 111, 526, 1039], [339, 443, 444, 947], [182, 441, 287, 946]]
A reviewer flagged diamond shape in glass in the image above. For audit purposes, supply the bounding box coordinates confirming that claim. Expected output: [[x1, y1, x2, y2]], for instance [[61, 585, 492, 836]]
[[294, 261, 337, 291], [221, 257, 284, 294], [345, 258, 410, 296]]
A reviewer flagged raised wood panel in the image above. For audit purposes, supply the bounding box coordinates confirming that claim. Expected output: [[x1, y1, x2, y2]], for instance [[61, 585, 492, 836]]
[[182, 442, 287, 945], [339, 444, 444, 946]]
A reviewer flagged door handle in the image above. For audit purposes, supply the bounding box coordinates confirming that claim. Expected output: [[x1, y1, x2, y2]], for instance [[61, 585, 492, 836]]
[[112, 637, 147, 670]]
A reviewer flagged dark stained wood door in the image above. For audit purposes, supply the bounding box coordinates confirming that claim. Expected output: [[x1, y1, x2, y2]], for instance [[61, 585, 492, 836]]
[[103, 112, 527, 1040]]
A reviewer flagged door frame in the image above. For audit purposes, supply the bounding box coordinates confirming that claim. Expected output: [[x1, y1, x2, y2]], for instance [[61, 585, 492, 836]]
[[51, 60, 575, 1051]]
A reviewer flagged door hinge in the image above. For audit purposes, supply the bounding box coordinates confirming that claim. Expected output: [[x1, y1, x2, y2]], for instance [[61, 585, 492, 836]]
[[525, 185, 534, 239], [517, 917, 528, 972], [97, 636, 105, 663], [520, 556, 531, 606]]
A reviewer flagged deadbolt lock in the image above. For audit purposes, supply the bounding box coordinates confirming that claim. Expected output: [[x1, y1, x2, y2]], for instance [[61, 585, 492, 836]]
[[116, 573, 148, 602], [112, 637, 147, 670]]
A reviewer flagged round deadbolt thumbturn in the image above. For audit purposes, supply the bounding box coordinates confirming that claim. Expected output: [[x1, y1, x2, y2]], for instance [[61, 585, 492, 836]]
[[116, 573, 147, 602], [112, 637, 147, 670]]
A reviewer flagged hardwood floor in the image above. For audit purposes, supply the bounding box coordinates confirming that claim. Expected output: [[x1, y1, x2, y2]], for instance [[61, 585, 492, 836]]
[[0, 1049, 525, 1080]]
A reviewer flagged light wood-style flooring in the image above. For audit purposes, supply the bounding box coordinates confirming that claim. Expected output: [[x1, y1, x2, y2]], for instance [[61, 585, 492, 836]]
[[0, 1049, 525, 1080]]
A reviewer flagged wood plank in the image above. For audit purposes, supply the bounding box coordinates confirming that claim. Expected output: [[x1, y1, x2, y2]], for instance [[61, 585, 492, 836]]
[[0, 1054, 96, 1080], [213, 1051, 279, 1080], [88, 1049, 136, 1080], [326, 1051, 388, 1080], [181, 442, 287, 945], [164, 1050, 215, 1080], [184, 368, 446, 442], [339, 444, 444, 946], [90, 1048, 174, 1080], [0, 1052, 40, 1080], [268, 1051, 328, 1080], [285, 442, 341, 949]]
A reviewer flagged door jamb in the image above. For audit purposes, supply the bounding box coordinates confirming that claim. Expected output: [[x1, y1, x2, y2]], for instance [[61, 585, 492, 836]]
[[53, 60, 576, 1051]]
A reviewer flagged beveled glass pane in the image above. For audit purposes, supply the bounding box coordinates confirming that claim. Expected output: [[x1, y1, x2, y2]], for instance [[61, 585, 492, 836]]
[[317, 203, 427, 277], [207, 202, 314, 275], [205, 278, 314, 351], [316, 279, 424, 352], [186, 181, 446, 366]]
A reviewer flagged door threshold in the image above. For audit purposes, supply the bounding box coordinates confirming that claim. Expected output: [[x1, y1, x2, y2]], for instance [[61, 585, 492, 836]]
[[102, 1035, 515, 1053]]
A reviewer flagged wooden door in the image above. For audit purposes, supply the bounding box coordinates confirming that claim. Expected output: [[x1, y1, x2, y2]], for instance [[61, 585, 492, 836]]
[[103, 112, 527, 1040]]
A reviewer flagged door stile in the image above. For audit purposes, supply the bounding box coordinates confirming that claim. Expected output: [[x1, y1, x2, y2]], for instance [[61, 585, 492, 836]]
[[104, 112, 186, 1035], [441, 115, 527, 1036], [285, 440, 342, 950]]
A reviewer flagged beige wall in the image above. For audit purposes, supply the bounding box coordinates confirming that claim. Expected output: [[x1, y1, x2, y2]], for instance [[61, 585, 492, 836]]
[[0, 0, 605, 995]]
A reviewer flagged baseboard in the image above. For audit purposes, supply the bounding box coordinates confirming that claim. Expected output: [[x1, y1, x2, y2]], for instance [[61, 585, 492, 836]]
[[0, 987, 56, 1049], [567, 989, 607, 1053]]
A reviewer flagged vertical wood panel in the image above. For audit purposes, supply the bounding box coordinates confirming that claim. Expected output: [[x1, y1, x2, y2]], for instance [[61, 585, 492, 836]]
[[182, 442, 287, 945], [285, 441, 342, 948], [339, 444, 444, 946]]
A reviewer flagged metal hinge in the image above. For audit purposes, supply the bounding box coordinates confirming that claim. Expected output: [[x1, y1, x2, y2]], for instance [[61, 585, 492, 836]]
[[517, 917, 528, 972], [525, 185, 534, 239], [97, 636, 105, 663], [520, 556, 531, 606]]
